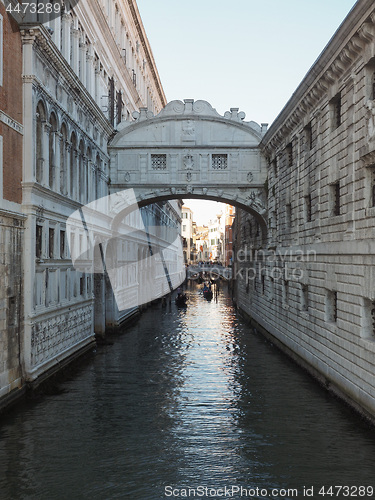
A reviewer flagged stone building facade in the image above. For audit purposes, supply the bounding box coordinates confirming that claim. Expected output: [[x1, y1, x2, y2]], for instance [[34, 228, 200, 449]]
[[234, 0, 375, 421], [0, 0, 179, 410]]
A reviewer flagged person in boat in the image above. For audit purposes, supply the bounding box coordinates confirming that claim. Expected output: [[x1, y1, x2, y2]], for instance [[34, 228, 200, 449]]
[[176, 291, 188, 305]]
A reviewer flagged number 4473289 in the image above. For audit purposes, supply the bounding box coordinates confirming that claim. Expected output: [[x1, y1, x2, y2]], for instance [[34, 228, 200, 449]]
[[318, 486, 374, 497]]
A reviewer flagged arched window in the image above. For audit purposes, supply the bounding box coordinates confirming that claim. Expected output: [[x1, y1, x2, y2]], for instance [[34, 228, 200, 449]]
[[70, 132, 77, 198], [36, 101, 46, 183], [79, 140, 85, 202], [49, 112, 58, 189], [86, 147, 92, 202]]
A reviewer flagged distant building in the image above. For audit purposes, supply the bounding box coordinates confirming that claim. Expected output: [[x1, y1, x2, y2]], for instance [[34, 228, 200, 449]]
[[208, 213, 225, 262], [194, 225, 209, 262], [181, 206, 194, 263], [224, 205, 235, 267]]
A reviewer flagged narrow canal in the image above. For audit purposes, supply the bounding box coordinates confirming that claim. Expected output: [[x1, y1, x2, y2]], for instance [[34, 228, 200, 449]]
[[1, 283, 375, 500]]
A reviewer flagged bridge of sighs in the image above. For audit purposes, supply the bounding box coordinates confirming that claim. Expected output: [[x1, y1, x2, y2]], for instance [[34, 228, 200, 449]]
[[108, 99, 269, 231]]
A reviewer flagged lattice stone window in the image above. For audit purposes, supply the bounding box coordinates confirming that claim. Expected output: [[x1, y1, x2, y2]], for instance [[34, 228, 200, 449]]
[[285, 143, 293, 167], [151, 154, 167, 170], [330, 92, 342, 130], [211, 154, 228, 169]]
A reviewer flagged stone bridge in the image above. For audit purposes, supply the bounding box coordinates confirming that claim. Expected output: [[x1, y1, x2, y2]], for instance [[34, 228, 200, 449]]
[[109, 99, 269, 233]]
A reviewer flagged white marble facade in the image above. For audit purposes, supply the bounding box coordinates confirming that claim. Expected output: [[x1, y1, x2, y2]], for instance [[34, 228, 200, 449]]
[[19, 0, 171, 385]]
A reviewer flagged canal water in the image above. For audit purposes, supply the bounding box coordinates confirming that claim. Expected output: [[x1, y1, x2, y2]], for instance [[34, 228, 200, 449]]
[[0, 283, 375, 500]]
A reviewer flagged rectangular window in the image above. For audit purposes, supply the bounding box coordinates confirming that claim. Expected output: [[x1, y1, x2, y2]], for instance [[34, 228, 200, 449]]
[[60, 230, 66, 259], [108, 77, 115, 125], [116, 90, 122, 125], [304, 122, 313, 150], [304, 194, 312, 222], [301, 284, 309, 312], [285, 143, 293, 167], [271, 158, 277, 177], [283, 280, 289, 306], [211, 154, 228, 170], [286, 203, 292, 228], [49, 228, 55, 258], [331, 182, 341, 216], [36, 225, 43, 258], [151, 154, 167, 170], [132, 69, 137, 87], [331, 92, 342, 130]]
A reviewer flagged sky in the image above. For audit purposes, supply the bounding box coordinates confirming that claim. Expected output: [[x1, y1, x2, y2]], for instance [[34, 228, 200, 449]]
[[136, 0, 357, 225]]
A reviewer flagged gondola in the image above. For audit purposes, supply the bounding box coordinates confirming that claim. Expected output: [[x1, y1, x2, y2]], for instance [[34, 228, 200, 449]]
[[203, 289, 213, 301], [175, 293, 188, 307]]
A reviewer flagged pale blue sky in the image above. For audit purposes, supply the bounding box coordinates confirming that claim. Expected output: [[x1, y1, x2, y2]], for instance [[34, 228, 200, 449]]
[[136, 0, 357, 225]]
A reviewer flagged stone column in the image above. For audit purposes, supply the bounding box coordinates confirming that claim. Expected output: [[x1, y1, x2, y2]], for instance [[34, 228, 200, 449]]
[[95, 61, 101, 104], [71, 28, 80, 75], [54, 131, 62, 193], [73, 149, 79, 201], [61, 13, 71, 62], [86, 52, 94, 95], [79, 40, 86, 86]]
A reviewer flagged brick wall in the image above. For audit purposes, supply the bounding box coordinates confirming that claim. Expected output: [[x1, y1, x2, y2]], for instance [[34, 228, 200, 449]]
[[0, 4, 23, 204]]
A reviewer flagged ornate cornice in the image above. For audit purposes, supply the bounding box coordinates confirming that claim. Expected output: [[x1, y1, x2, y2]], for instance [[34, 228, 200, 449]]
[[126, 0, 167, 108]]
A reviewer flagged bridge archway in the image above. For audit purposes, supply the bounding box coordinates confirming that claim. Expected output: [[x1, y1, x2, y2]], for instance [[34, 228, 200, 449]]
[[108, 99, 269, 236]]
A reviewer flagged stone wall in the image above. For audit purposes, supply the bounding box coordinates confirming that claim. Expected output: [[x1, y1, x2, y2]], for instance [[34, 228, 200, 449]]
[[0, 213, 24, 405], [234, 0, 375, 421]]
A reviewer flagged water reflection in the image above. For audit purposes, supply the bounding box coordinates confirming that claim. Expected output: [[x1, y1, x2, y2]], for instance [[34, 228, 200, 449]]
[[0, 283, 375, 499]]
